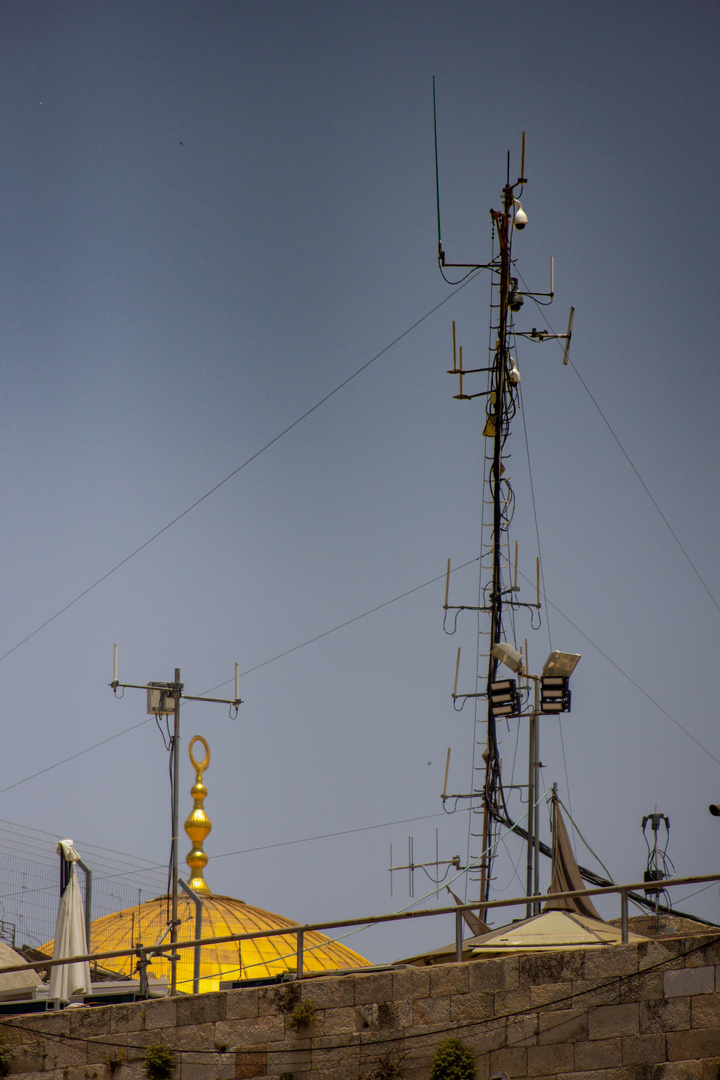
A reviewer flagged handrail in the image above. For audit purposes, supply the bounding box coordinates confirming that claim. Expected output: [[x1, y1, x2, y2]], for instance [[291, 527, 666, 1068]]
[[1, 873, 718, 984]]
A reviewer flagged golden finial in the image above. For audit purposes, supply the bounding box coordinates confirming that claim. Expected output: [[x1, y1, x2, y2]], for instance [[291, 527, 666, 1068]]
[[185, 735, 212, 895]]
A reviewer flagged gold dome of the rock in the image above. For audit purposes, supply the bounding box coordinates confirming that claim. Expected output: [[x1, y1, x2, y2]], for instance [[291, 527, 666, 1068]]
[[42, 735, 371, 992]]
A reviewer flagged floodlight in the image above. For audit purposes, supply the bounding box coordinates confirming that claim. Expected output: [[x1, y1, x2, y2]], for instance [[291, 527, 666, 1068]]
[[491, 641, 523, 673], [542, 651, 581, 678], [710, 805, 720, 817], [489, 678, 521, 718], [540, 675, 571, 714]]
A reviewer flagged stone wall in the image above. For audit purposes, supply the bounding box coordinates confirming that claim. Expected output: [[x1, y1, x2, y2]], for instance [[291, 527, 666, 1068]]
[[2, 933, 720, 1080]]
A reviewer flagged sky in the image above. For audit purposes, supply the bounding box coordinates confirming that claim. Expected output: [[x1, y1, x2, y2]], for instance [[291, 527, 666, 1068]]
[[0, 1, 719, 965]]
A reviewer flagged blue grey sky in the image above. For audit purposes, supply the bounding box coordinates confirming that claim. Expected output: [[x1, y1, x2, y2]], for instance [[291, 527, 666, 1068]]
[[0, 2, 718, 961]]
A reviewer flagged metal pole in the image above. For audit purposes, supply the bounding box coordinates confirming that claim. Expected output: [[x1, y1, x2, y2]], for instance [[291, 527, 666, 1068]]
[[296, 929, 304, 977], [526, 704, 535, 917], [76, 857, 93, 954], [455, 909, 463, 962], [170, 668, 181, 996], [533, 707, 541, 913], [179, 878, 203, 995]]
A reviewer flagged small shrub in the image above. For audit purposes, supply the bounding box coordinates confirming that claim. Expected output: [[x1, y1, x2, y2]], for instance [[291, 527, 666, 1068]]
[[105, 1050, 124, 1076], [0, 1041, 10, 1078], [273, 982, 301, 1014], [361, 1048, 408, 1080], [287, 999, 316, 1032], [143, 1044, 175, 1080], [430, 1038, 475, 1080]]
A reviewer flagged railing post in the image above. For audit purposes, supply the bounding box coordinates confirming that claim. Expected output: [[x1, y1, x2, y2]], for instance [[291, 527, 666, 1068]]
[[296, 929, 304, 977], [620, 888, 628, 943], [455, 909, 463, 962]]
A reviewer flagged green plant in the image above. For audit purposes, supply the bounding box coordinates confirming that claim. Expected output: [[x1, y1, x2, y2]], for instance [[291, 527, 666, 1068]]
[[143, 1045, 175, 1080], [273, 982, 301, 1015], [279, 1073, 293, 1080], [287, 999, 316, 1032], [104, 1050, 124, 1076], [0, 1039, 10, 1078], [430, 1038, 475, 1080]]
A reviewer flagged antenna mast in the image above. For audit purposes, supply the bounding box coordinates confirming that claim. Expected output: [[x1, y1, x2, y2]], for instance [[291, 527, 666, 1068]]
[[437, 125, 575, 910]]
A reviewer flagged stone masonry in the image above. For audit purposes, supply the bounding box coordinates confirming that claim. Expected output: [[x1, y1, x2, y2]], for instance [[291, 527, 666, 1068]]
[[2, 933, 720, 1080]]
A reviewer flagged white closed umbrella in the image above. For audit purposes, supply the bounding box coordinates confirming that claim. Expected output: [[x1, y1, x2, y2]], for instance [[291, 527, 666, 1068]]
[[49, 839, 91, 1000]]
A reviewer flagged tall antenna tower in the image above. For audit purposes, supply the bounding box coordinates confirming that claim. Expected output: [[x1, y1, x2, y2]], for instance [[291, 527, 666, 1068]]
[[435, 113, 577, 911]]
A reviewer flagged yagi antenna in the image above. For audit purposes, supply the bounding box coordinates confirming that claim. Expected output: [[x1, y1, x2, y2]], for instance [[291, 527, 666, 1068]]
[[562, 306, 575, 365]]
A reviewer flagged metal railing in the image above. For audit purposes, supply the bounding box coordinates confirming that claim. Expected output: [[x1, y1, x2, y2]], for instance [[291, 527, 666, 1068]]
[[0, 873, 717, 994]]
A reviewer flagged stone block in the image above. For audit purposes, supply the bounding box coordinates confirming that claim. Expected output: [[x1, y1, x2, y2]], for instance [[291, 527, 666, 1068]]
[[176, 993, 226, 1026], [662, 1061, 709, 1080], [637, 938, 684, 970], [300, 977, 354, 1009], [621, 1032, 666, 1064], [489, 1045, 526, 1077], [640, 995, 690, 1033], [469, 955, 519, 992], [529, 981, 575, 1010], [526, 1041, 574, 1075], [519, 950, 583, 987], [181, 1059, 235, 1080], [143, 998, 179, 1031], [588, 1002, 639, 1039], [684, 938, 720, 965], [219, 1017, 285, 1047], [537, 1007, 588, 1045], [571, 978, 620, 1009], [583, 946, 638, 981], [391, 967, 429, 1002], [574, 1036, 622, 1070], [429, 963, 469, 997], [667, 1026, 720, 1060], [411, 995, 451, 1026], [267, 1043, 312, 1075], [665, 967, 715, 997], [13, 1013, 71, 1038], [621, 971, 663, 1003], [353, 970, 394, 1004], [109, 1004, 146, 1034], [321, 1006, 360, 1034], [449, 991, 494, 1023], [235, 1047, 268, 1079], [225, 989, 259, 1020], [69, 1007, 118, 1039], [692, 993, 720, 1027], [493, 987, 532, 1016], [162, 1022, 216, 1051], [465, 1017, 506, 1055], [311, 1035, 361, 1072], [506, 1013, 537, 1047]]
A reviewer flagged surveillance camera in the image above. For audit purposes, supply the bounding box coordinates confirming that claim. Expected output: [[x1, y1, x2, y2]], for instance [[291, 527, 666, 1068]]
[[513, 199, 528, 230]]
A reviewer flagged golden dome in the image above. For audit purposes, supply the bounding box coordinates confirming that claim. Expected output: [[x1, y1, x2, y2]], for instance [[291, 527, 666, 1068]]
[[42, 734, 371, 991], [82, 892, 370, 993]]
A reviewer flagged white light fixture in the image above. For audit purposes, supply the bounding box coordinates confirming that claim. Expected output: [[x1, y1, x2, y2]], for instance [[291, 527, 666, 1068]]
[[492, 641, 524, 674], [542, 651, 581, 678]]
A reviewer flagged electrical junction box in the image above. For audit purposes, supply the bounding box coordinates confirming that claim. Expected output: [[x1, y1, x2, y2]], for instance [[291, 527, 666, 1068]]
[[147, 682, 175, 715]]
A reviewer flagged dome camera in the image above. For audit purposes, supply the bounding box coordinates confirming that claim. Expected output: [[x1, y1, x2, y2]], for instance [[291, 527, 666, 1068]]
[[513, 199, 528, 230]]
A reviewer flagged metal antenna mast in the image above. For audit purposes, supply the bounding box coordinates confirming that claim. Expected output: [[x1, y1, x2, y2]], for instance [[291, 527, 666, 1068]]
[[110, 645, 242, 995], [438, 126, 575, 911]]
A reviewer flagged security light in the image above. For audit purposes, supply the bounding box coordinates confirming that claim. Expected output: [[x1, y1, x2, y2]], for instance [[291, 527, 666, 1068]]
[[542, 651, 581, 678], [491, 641, 523, 673]]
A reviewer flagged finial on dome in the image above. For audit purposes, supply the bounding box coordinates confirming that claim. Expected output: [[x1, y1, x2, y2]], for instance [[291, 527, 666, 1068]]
[[185, 735, 212, 895]]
